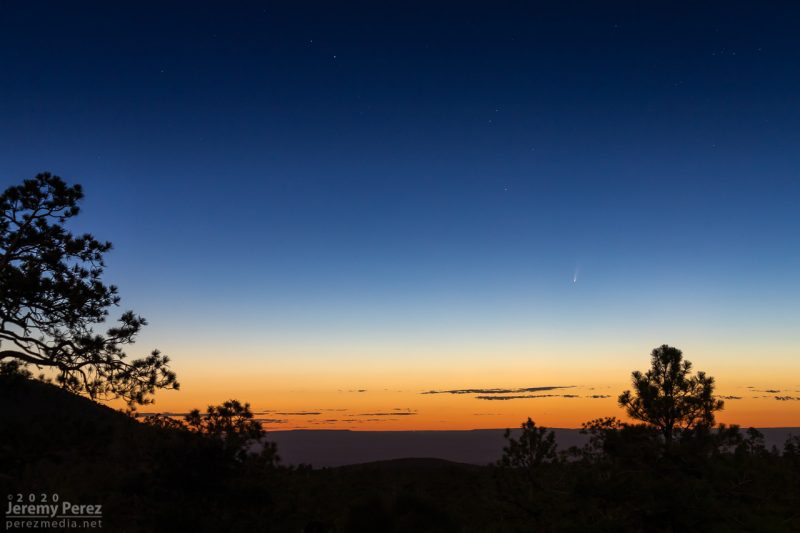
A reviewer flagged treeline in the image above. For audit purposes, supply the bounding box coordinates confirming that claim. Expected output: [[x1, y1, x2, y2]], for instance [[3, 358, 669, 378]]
[[495, 417, 800, 531], [493, 345, 800, 531]]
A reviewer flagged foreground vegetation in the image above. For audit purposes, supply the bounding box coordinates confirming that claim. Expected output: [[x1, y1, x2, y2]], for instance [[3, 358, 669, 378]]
[[3, 368, 799, 532]]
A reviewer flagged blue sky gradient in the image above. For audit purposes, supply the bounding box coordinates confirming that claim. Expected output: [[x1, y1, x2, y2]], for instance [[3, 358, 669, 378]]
[[1, 2, 798, 424]]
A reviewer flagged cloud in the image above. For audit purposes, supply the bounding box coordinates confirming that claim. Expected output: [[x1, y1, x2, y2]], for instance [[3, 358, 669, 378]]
[[775, 396, 799, 401], [719, 395, 743, 400], [357, 411, 417, 416], [253, 418, 288, 424], [475, 394, 581, 400], [275, 411, 322, 416], [136, 412, 190, 417], [422, 386, 574, 395], [139, 409, 279, 417], [304, 417, 407, 424], [474, 393, 607, 401]]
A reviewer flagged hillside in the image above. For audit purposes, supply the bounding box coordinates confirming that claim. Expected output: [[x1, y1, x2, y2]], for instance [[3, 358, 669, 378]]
[[0, 375, 252, 531]]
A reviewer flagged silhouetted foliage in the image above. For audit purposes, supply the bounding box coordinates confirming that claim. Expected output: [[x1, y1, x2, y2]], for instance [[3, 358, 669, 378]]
[[142, 399, 280, 465], [741, 427, 768, 456], [185, 399, 262, 439], [184, 400, 278, 463], [140, 412, 188, 431], [0, 358, 32, 379], [574, 416, 661, 464], [499, 418, 558, 470], [784, 434, 800, 458], [618, 344, 724, 448], [0, 173, 177, 407], [495, 418, 562, 522]]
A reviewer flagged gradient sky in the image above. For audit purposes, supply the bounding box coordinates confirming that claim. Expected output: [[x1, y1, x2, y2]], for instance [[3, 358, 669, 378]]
[[1, 2, 798, 429]]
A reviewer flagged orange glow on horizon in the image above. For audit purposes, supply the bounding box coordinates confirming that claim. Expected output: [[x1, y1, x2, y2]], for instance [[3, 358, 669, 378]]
[[135, 367, 800, 431]]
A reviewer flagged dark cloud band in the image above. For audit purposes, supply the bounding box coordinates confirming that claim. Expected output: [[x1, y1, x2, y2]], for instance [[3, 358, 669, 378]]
[[422, 386, 574, 395]]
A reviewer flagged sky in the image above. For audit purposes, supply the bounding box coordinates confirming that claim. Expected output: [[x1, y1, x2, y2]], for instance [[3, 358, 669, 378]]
[[1, 2, 798, 429]]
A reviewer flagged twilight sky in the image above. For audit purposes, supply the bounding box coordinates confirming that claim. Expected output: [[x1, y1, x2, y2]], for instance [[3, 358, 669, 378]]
[[1, 2, 798, 428]]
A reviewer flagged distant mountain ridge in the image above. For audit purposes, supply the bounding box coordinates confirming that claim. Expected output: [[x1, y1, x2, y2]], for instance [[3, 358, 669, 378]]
[[266, 426, 800, 468]]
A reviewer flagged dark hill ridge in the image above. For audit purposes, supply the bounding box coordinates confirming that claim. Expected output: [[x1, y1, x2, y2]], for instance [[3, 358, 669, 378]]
[[1, 375, 247, 531], [0, 374, 145, 472], [0, 372, 135, 426]]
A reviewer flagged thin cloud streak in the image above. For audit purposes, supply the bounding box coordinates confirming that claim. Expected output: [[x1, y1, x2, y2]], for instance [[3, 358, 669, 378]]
[[475, 394, 608, 401], [422, 386, 575, 395]]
